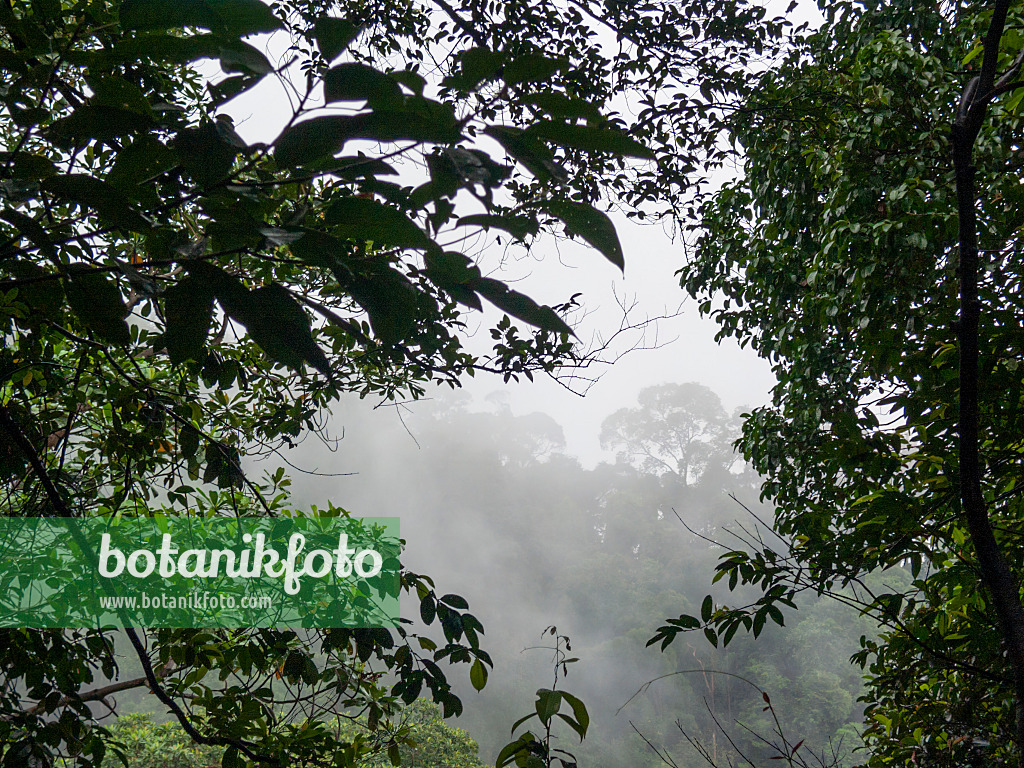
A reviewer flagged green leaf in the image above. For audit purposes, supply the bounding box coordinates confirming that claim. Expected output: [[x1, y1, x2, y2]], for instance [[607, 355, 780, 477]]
[[347, 101, 461, 144], [277, 106, 462, 167], [326, 197, 431, 249], [41, 175, 151, 233], [2, 152, 58, 180], [314, 17, 360, 61], [559, 691, 589, 737], [526, 121, 655, 159], [246, 284, 331, 376], [208, 73, 262, 106], [701, 595, 713, 622], [752, 610, 766, 638], [535, 689, 562, 724], [314, 155, 398, 179], [162, 274, 214, 365], [108, 32, 228, 65], [470, 659, 487, 691], [546, 201, 624, 270], [424, 250, 481, 287], [119, 0, 282, 35], [420, 595, 436, 625], [391, 70, 426, 95], [556, 713, 586, 741], [64, 265, 131, 345], [473, 278, 573, 335], [340, 268, 421, 346], [440, 593, 469, 609], [323, 64, 403, 107]]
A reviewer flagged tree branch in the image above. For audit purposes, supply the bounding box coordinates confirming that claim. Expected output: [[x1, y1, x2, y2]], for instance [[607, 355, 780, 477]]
[[952, 0, 1024, 761]]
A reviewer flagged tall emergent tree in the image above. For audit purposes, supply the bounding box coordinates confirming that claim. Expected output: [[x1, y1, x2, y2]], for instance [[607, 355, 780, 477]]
[[654, 0, 1024, 765], [0, 0, 785, 765]]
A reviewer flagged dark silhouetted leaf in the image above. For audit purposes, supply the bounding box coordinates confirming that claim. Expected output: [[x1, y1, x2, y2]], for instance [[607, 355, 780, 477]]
[[485, 126, 565, 183], [87, 74, 152, 116], [217, 40, 273, 75], [2, 152, 57, 180], [331, 260, 421, 346], [473, 277, 573, 335], [504, 53, 566, 84], [5, 261, 64, 318], [119, 0, 282, 35], [314, 17, 360, 61], [208, 73, 261, 106], [274, 116, 349, 168], [526, 121, 655, 158], [520, 92, 602, 122], [186, 262, 250, 322], [64, 265, 131, 345], [246, 283, 331, 376], [46, 105, 152, 146], [326, 197, 431, 249], [323, 63, 403, 107], [311, 155, 398, 178], [290, 229, 347, 268], [347, 100, 461, 144], [1, 209, 56, 259], [106, 134, 176, 193], [444, 47, 502, 90], [162, 274, 214, 364], [391, 69, 426, 95], [458, 213, 538, 240], [41, 175, 151, 232], [547, 200, 623, 270], [172, 123, 239, 186]]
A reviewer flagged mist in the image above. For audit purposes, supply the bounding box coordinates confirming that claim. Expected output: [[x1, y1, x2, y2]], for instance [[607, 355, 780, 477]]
[[276, 381, 877, 768]]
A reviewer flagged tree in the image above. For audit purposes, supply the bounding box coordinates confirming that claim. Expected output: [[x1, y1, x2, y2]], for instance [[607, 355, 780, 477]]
[[600, 383, 735, 486], [106, 702, 489, 768], [0, 0, 788, 765], [658, 0, 1024, 765]]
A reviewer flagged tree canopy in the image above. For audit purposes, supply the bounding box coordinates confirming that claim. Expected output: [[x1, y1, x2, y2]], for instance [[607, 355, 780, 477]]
[[660, 0, 1024, 765]]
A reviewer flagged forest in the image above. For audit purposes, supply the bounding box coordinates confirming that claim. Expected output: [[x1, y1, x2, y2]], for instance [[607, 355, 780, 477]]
[[2, 0, 1024, 766]]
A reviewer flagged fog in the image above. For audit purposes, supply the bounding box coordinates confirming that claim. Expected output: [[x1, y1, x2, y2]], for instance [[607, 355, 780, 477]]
[[271, 369, 874, 768]]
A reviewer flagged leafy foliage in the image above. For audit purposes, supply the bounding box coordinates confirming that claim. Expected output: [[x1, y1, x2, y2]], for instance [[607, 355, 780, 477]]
[[666, 0, 1024, 765], [104, 702, 491, 768]]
